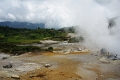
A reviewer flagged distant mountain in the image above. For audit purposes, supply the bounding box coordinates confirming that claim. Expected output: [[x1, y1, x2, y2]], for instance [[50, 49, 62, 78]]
[[0, 21, 45, 29]]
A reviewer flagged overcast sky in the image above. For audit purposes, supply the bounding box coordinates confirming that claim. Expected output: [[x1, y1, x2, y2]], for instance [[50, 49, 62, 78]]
[[0, 0, 120, 54], [0, 0, 119, 28]]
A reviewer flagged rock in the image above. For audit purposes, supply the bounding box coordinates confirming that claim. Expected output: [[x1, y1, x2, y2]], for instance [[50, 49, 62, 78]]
[[11, 75, 20, 79], [78, 48, 82, 51], [2, 57, 8, 60], [29, 75, 35, 78], [64, 51, 70, 55], [45, 64, 51, 68], [3, 62, 12, 68], [82, 49, 89, 53], [99, 57, 110, 63]]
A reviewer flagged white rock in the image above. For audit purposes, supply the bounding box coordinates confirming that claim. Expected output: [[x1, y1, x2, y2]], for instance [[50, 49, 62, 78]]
[[45, 64, 51, 68], [99, 57, 110, 63], [11, 75, 20, 79]]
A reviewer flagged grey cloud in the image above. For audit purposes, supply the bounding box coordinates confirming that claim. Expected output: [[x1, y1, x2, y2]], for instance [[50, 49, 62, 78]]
[[0, 0, 120, 54]]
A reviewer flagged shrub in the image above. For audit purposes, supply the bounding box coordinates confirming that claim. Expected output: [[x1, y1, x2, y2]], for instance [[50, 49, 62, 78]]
[[68, 36, 84, 43], [0, 42, 42, 55], [47, 47, 53, 51]]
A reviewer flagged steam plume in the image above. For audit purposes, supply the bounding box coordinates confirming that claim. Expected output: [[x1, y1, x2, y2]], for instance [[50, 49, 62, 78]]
[[0, 0, 120, 54]]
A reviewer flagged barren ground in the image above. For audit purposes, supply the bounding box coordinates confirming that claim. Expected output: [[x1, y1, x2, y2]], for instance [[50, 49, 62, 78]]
[[0, 51, 120, 80]]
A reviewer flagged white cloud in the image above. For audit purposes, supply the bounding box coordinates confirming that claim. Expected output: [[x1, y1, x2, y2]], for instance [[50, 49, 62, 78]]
[[6, 13, 16, 20], [0, 0, 120, 54]]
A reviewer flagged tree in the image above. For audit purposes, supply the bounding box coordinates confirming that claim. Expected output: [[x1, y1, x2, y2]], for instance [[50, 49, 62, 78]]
[[28, 34, 37, 39]]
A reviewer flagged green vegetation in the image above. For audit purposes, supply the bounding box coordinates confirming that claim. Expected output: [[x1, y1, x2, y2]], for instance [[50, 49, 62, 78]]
[[0, 26, 69, 54], [68, 36, 84, 43], [0, 26, 81, 54], [47, 47, 53, 51], [0, 25, 67, 44], [62, 26, 75, 33], [0, 42, 42, 55]]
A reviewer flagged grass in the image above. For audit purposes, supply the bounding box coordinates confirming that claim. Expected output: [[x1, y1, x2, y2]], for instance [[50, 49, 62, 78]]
[[7, 38, 40, 44]]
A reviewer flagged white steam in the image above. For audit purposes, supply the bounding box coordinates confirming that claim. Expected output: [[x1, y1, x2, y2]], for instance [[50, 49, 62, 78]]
[[0, 0, 120, 54]]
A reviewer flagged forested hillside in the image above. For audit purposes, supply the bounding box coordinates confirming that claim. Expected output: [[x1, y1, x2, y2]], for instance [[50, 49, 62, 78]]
[[0, 21, 45, 29], [0, 25, 67, 44]]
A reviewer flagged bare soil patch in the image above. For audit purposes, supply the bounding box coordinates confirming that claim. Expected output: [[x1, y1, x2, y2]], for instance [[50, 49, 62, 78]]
[[0, 51, 120, 80]]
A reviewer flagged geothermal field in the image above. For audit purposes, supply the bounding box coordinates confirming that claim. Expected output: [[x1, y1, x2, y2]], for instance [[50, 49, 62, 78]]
[[0, 0, 120, 80], [0, 41, 120, 80]]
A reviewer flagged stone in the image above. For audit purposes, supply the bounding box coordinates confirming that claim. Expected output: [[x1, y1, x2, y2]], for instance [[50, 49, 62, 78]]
[[99, 57, 110, 63], [11, 75, 20, 79], [45, 64, 51, 68]]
